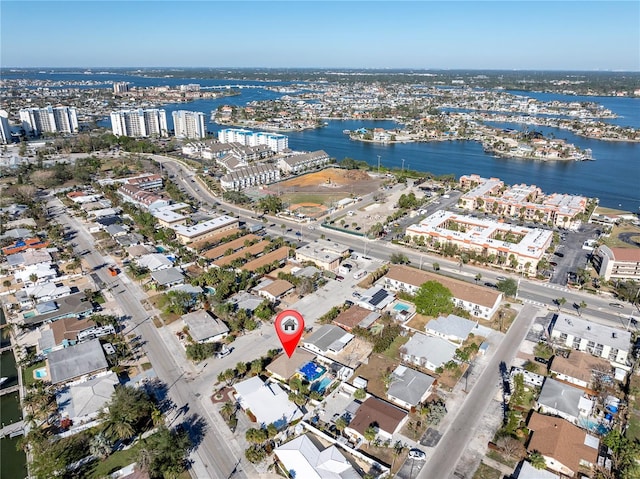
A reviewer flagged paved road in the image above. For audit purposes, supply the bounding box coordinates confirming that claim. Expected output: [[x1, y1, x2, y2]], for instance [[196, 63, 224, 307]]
[[48, 196, 248, 479], [415, 304, 540, 479]]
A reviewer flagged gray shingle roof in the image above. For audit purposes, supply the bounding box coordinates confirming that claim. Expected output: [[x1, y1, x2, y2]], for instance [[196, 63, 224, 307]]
[[387, 365, 435, 407], [47, 339, 109, 385]]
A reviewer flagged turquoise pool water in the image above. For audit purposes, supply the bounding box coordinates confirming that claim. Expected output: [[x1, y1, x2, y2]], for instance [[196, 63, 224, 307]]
[[156, 246, 166, 253], [22, 311, 35, 319], [311, 377, 333, 394], [393, 303, 410, 312], [34, 368, 47, 379]]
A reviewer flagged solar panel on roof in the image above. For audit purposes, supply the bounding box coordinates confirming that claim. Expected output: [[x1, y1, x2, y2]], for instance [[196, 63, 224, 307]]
[[370, 289, 388, 306]]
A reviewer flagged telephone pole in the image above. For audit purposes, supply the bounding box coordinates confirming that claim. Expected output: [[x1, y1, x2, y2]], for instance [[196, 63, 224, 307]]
[[377, 155, 381, 175]]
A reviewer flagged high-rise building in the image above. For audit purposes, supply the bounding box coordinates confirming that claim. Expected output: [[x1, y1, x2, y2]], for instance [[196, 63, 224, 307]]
[[0, 110, 11, 144], [110, 109, 168, 138], [113, 82, 130, 94], [218, 128, 288, 152], [19, 106, 78, 135], [172, 110, 207, 139]]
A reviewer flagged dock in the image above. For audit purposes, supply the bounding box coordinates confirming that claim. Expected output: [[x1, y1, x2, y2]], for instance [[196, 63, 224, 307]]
[[0, 384, 20, 396], [0, 420, 25, 438]]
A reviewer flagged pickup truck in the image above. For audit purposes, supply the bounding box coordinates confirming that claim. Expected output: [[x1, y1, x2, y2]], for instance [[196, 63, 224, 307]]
[[107, 267, 118, 277]]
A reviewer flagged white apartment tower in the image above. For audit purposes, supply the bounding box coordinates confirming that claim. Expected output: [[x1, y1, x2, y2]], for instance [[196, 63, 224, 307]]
[[19, 106, 78, 135], [110, 109, 168, 138], [172, 110, 207, 139], [113, 82, 130, 94], [0, 110, 11, 144], [218, 128, 288, 152]]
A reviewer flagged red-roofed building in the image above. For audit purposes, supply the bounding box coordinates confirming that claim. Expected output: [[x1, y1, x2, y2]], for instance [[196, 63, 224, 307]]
[[2, 238, 50, 256], [593, 245, 640, 280]]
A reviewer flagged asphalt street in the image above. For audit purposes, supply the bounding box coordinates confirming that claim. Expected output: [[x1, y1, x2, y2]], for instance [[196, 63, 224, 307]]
[[48, 195, 248, 479]]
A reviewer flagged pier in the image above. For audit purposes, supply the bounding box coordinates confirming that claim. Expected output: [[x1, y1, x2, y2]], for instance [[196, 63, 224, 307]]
[[0, 384, 20, 396], [0, 420, 25, 438]]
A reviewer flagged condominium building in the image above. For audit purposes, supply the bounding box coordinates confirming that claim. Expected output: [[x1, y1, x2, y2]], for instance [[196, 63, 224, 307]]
[[218, 128, 288, 152], [172, 110, 207, 139], [19, 106, 78, 135], [458, 174, 587, 228], [548, 313, 631, 366], [593, 245, 640, 281], [112, 82, 130, 94], [110, 109, 168, 138], [172, 216, 239, 245], [0, 110, 11, 144], [220, 163, 280, 191], [277, 150, 332, 174], [407, 211, 553, 274]]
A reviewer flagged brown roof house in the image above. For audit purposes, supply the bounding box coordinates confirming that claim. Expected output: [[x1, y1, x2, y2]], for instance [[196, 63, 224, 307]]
[[332, 305, 380, 332], [527, 412, 599, 477], [255, 279, 294, 303], [345, 396, 408, 442], [549, 350, 613, 389], [266, 348, 316, 382]]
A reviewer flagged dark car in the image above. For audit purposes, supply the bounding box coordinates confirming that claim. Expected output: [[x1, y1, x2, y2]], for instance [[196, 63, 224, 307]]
[[336, 275, 345, 282], [534, 356, 549, 365], [609, 303, 624, 309], [554, 252, 565, 258]]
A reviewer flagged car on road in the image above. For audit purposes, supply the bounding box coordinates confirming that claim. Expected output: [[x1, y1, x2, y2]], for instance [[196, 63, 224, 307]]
[[352, 292, 361, 298], [295, 231, 302, 236], [609, 303, 624, 309], [554, 252, 565, 258], [484, 282, 497, 288], [335, 275, 345, 282], [496, 276, 507, 282], [408, 449, 426, 460]]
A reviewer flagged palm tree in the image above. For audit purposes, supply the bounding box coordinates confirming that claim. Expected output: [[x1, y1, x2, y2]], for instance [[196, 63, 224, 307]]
[[475, 273, 482, 284], [577, 300, 587, 316], [555, 297, 567, 311], [89, 432, 112, 460], [221, 401, 235, 420], [104, 420, 135, 441], [529, 451, 546, 470], [150, 406, 164, 427]]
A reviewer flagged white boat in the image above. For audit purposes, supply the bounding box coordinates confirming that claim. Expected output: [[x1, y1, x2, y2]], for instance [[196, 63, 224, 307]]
[[343, 129, 351, 134], [0, 377, 8, 385]]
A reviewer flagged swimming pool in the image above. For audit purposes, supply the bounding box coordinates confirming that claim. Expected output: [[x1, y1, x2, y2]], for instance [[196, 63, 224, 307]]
[[23, 311, 36, 319], [311, 377, 333, 395], [34, 368, 47, 379], [393, 303, 410, 312], [299, 362, 326, 382]]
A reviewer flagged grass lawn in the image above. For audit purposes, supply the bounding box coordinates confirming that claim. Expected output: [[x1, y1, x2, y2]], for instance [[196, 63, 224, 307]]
[[383, 334, 410, 361], [84, 442, 142, 478], [626, 415, 640, 442], [22, 360, 46, 388], [602, 223, 640, 249], [473, 462, 503, 479]]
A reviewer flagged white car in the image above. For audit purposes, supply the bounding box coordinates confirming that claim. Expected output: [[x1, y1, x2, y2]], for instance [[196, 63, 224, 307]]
[[408, 449, 426, 460]]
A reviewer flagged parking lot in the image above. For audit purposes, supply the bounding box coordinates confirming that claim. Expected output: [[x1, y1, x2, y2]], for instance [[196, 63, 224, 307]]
[[549, 224, 599, 285]]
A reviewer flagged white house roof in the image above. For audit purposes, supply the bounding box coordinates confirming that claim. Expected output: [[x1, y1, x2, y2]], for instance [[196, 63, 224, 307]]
[[425, 314, 478, 341], [515, 461, 560, 479], [181, 310, 229, 343], [56, 371, 118, 420], [403, 333, 457, 368], [550, 313, 631, 352], [135, 253, 173, 271], [150, 267, 184, 286], [234, 376, 302, 428], [173, 215, 237, 238], [275, 434, 361, 479]]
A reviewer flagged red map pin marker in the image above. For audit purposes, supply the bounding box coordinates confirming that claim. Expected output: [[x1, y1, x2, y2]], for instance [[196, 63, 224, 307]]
[[275, 310, 305, 358]]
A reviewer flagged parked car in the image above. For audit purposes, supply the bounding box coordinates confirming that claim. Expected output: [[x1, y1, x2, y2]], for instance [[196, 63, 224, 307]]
[[408, 449, 426, 460], [352, 292, 361, 298], [496, 276, 507, 282], [609, 303, 624, 309], [335, 275, 345, 282]]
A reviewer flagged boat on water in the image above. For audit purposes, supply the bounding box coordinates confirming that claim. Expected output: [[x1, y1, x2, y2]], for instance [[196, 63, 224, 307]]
[[343, 129, 351, 134], [0, 377, 8, 386]]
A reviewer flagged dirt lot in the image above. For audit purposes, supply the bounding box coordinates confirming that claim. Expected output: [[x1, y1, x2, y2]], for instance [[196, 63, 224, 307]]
[[260, 168, 383, 209], [354, 352, 401, 399]]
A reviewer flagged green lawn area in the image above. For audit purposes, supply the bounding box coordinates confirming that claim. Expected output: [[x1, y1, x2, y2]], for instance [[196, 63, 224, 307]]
[[22, 360, 46, 388], [626, 415, 640, 442], [383, 334, 410, 360], [602, 223, 640, 249], [82, 442, 142, 478], [473, 462, 503, 479]]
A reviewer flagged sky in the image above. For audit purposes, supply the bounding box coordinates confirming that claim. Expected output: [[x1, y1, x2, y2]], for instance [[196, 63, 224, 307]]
[[1, 1, 638, 71]]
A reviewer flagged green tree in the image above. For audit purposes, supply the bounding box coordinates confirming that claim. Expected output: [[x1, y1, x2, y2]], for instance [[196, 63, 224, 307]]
[[577, 300, 587, 316], [432, 262, 440, 271], [335, 417, 347, 433], [390, 253, 410, 264], [258, 195, 283, 214], [496, 278, 518, 297], [555, 297, 567, 311], [364, 426, 377, 445], [89, 432, 112, 460], [529, 451, 546, 470], [100, 386, 154, 441], [414, 281, 454, 316], [137, 426, 191, 479], [354, 388, 366, 400], [474, 273, 482, 284], [221, 401, 235, 420]]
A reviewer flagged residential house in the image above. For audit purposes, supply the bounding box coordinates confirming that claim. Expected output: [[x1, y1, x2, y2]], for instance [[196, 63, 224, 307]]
[[23, 292, 94, 327], [387, 365, 435, 410], [345, 397, 408, 442], [275, 434, 362, 479], [277, 150, 331, 174], [150, 267, 184, 288], [527, 412, 599, 477], [233, 376, 303, 429], [267, 348, 316, 382], [332, 306, 380, 332], [172, 216, 239, 246], [425, 314, 478, 344], [356, 286, 395, 312], [536, 378, 593, 425], [384, 265, 502, 319], [513, 461, 560, 479], [181, 310, 229, 344], [37, 316, 98, 355], [401, 333, 458, 371], [548, 313, 631, 366], [55, 371, 118, 431], [255, 279, 294, 303], [47, 339, 109, 385], [302, 325, 354, 356], [135, 253, 173, 272], [549, 350, 613, 389]]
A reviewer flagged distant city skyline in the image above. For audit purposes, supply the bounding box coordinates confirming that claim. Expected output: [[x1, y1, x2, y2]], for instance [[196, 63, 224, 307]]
[[1, 1, 638, 71]]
